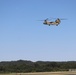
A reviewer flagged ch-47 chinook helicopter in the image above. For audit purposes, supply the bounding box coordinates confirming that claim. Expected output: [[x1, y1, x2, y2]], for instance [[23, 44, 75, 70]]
[[39, 18, 66, 26]]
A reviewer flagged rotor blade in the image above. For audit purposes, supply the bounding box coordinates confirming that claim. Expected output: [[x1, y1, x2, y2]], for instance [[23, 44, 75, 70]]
[[37, 20, 44, 21], [37, 18, 49, 21], [45, 18, 49, 20], [60, 18, 67, 20], [49, 17, 67, 20], [49, 17, 57, 19]]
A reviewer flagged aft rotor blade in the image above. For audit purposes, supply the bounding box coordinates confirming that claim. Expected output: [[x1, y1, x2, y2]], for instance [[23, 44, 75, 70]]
[[60, 18, 67, 20], [49, 17, 67, 20]]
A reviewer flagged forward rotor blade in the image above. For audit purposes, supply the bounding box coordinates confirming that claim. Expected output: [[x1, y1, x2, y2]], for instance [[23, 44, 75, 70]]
[[37, 20, 44, 21], [37, 18, 48, 21]]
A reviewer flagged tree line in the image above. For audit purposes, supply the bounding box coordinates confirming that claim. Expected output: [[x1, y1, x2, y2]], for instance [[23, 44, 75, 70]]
[[0, 60, 76, 73]]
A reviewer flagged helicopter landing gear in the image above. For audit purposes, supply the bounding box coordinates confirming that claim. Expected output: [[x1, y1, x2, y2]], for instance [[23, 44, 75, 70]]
[[56, 25, 58, 26]]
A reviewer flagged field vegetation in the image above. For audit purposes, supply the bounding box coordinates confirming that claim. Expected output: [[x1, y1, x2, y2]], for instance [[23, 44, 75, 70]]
[[0, 72, 76, 75], [0, 60, 76, 73]]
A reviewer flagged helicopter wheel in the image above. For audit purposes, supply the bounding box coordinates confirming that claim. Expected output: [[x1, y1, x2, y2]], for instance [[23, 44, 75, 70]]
[[56, 25, 58, 26]]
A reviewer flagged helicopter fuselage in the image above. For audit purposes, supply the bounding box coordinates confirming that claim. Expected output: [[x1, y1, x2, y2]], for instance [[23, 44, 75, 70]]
[[43, 21, 59, 26], [43, 18, 61, 26], [43, 21, 51, 25]]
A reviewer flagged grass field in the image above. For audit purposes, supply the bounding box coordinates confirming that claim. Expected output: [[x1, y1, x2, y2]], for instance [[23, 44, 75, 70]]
[[0, 71, 76, 75]]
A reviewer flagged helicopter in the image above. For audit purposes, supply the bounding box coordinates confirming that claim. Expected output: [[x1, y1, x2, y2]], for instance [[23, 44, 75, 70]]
[[39, 18, 66, 26]]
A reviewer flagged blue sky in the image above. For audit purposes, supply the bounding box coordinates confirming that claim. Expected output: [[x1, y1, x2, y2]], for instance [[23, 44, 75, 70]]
[[0, 0, 76, 61]]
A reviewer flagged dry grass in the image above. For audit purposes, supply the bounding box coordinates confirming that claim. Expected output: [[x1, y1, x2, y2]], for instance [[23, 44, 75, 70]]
[[0, 71, 76, 75], [23, 71, 76, 75]]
